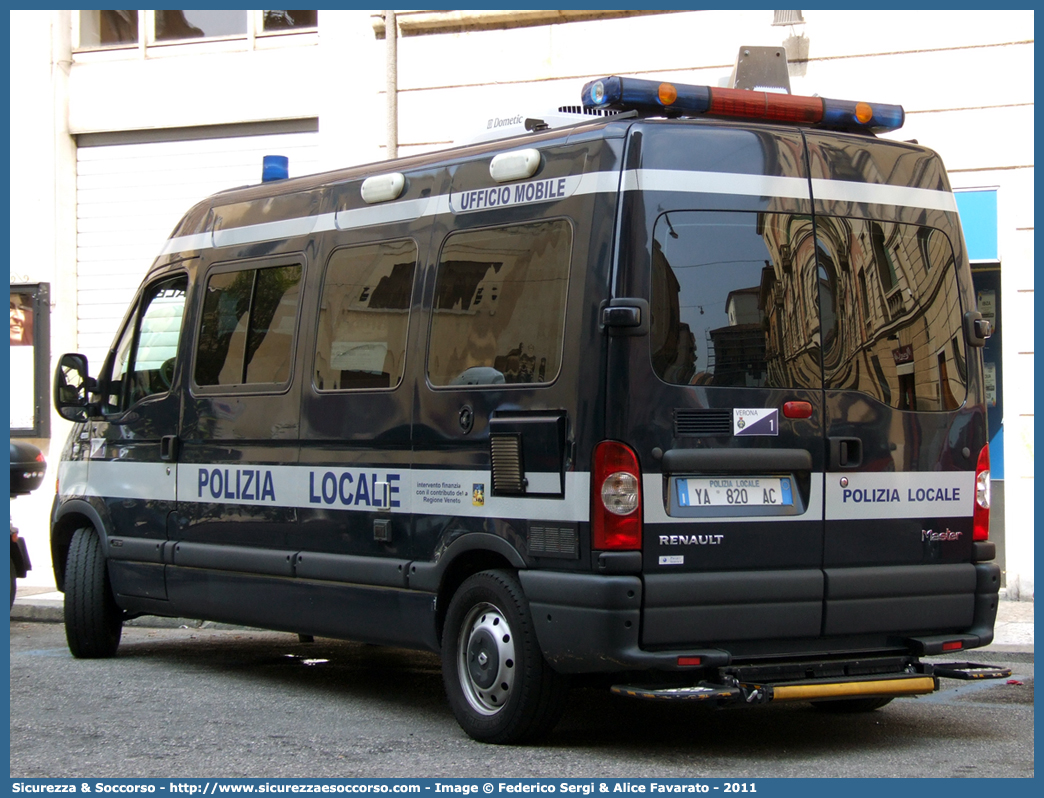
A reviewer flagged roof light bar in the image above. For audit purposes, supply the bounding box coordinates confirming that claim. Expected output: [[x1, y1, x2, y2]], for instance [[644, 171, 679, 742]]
[[581, 76, 904, 134]]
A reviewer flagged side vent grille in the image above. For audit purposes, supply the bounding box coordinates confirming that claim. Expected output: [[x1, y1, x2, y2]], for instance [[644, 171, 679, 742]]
[[674, 409, 732, 437], [490, 433, 526, 495], [530, 523, 579, 559]]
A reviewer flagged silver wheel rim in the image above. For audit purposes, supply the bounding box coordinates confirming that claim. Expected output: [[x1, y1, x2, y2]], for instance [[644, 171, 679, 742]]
[[457, 601, 516, 716]]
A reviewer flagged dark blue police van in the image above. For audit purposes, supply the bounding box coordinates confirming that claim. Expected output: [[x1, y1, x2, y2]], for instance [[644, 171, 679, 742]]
[[51, 75, 1003, 743]]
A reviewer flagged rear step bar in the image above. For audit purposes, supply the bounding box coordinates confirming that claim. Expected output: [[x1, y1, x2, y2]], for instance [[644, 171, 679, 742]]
[[611, 661, 1011, 704]]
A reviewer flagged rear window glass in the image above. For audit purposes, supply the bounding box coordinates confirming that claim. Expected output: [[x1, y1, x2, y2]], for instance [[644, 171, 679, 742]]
[[650, 211, 822, 389], [427, 220, 572, 387], [817, 217, 967, 411], [314, 240, 417, 391], [650, 211, 967, 411], [194, 264, 302, 388]]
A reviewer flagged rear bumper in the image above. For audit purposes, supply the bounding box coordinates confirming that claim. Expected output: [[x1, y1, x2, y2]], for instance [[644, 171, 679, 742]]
[[519, 563, 1002, 674], [519, 570, 731, 672]]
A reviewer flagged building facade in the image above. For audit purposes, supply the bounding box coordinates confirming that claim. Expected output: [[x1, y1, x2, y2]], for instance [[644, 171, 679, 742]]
[[9, 9, 1033, 599]]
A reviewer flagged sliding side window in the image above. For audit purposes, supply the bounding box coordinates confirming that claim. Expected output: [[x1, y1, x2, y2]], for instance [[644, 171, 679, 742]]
[[314, 240, 418, 391], [194, 263, 303, 389], [427, 219, 572, 387]]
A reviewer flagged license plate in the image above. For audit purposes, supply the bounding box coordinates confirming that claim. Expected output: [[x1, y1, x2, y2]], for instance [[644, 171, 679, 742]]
[[676, 476, 792, 507]]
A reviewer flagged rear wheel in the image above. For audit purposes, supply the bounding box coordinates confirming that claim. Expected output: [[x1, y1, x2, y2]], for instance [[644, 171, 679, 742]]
[[811, 696, 894, 713], [442, 569, 567, 744], [64, 526, 123, 658]]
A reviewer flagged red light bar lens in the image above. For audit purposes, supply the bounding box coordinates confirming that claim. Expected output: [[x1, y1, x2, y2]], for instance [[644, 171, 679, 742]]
[[708, 87, 823, 125], [942, 641, 964, 651], [677, 656, 702, 667]]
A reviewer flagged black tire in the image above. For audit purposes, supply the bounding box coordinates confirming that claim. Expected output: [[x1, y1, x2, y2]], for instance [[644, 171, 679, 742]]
[[811, 696, 894, 713], [64, 526, 123, 658], [442, 569, 568, 744]]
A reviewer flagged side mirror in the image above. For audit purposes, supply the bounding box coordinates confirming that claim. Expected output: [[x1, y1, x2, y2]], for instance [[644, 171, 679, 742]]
[[53, 353, 96, 422]]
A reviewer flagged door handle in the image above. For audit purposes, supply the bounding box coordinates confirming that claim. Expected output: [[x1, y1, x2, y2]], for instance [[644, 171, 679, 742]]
[[829, 437, 862, 469], [160, 435, 179, 462]]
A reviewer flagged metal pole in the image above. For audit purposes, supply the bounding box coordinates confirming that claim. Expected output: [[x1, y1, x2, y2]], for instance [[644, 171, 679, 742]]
[[385, 10, 398, 159]]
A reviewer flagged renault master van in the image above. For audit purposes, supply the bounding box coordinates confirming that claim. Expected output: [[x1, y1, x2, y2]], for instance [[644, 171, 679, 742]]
[[52, 75, 1003, 743]]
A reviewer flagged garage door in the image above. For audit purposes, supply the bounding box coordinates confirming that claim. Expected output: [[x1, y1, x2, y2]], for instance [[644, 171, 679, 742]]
[[75, 122, 321, 367]]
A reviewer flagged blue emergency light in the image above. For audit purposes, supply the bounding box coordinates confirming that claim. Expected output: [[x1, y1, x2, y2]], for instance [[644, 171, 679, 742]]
[[262, 155, 290, 182], [581, 75, 904, 134]]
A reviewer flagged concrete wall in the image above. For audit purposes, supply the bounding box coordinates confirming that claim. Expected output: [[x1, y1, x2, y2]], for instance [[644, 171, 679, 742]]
[[9, 9, 1033, 598]]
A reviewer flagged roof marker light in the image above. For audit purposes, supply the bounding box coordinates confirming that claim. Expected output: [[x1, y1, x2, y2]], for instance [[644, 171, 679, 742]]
[[361, 172, 406, 204], [581, 75, 904, 134], [261, 155, 289, 182], [490, 148, 541, 182]]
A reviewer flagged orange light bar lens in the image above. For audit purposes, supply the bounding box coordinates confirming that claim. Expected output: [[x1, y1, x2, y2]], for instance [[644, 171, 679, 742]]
[[855, 102, 874, 124], [658, 82, 678, 106]]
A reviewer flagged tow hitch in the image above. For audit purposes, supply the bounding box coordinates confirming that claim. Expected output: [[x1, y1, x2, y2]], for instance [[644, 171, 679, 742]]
[[611, 660, 1011, 705]]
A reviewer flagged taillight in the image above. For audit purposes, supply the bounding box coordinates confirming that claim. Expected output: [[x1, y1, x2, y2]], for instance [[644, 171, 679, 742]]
[[592, 440, 642, 550], [973, 445, 990, 541]]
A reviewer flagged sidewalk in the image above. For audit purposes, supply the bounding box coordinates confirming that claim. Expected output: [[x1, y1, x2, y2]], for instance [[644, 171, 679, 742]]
[[11, 584, 1033, 655]]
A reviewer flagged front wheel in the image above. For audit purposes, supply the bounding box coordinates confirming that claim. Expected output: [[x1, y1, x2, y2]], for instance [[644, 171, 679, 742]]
[[442, 570, 567, 744], [64, 526, 123, 658]]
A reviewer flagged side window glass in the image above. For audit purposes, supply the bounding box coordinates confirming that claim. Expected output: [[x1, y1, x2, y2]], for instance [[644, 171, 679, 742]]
[[650, 211, 822, 389], [195, 264, 302, 388], [105, 308, 139, 413], [315, 240, 417, 391], [103, 275, 187, 414], [817, 217, 967, 411], [427, 220, 572, 387]]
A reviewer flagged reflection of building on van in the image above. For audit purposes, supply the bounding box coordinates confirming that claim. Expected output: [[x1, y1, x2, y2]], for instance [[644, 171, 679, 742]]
[[51, 74, 1006, 744]]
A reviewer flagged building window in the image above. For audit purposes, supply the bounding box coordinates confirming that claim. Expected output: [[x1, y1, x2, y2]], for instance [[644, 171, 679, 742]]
[[79, 10, 139, 47], [75, 10, 318, 51], [263, 10, 318, 31], [155, 10, 247, 42]]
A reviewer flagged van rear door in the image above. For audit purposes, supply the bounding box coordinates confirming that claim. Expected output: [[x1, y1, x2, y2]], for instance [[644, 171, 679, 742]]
[[610, 121, 829, 651], [806, 133, 984, 639]]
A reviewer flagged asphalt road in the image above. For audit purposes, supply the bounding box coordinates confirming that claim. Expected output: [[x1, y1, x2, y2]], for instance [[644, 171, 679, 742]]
[[9, 621, 1034, 779]]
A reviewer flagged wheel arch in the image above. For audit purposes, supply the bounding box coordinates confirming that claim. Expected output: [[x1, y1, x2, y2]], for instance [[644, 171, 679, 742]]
[[51, 499, 109, 592], [419, 533, 527, 648]]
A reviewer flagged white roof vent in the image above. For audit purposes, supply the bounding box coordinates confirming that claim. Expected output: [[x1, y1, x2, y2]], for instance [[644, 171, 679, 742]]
[[458, 107, 621, 146]]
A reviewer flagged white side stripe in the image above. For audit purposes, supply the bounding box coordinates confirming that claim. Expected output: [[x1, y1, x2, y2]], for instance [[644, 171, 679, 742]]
[[64, 461, 592, 524], [627, 169, 811, 200], [154, 168, 957, 258], [811, 178, 958, 212]]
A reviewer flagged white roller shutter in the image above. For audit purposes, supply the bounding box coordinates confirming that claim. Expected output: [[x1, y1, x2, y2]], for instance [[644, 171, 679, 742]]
[[75, 126, 321, 367]]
